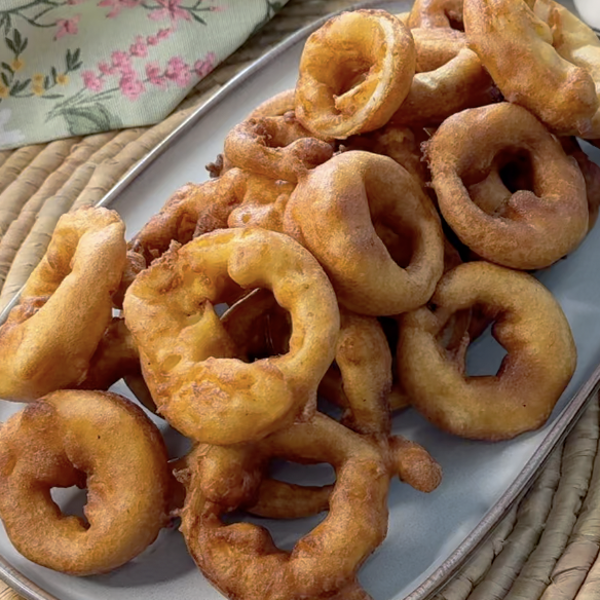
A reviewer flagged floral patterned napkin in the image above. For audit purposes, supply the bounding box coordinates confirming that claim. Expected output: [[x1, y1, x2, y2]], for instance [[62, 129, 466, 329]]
[[0, 0, 288, 149]]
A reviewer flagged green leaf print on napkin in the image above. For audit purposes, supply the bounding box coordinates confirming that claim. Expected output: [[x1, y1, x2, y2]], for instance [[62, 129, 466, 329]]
[[0, 0, 289, 149]]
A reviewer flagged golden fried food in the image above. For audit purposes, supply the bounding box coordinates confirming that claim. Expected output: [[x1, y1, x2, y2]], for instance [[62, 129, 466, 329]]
[[180, 413, 440, 600], [398, 262, 577, 440], [0, 208, 126, 402], [112, 249, 146, 309], [535, 0, 600, 138], [395, 11, 410, 25], [320, 311, 392, 435], [412, 27, 467, 71], [295, 10, 416, 139], [131, 169, 294, 263], [408, 0, 464, 29], [77, 317, 139, 390], [342, 123, 429, 185], [246, 479, 332, 520], [124, 228, 340, 446], [130, 179, 225, 264], [76, 317, 156, 412], [170, 443, 331, 521], [464, 0, 599, 136], [391, 29, 498, 127], [284, 151, 444, 316], [247, 89, 296, 119], [0, 390, 172, 575], [560, 137, 600, 232], [426, 103, 589, 269], [223, 114, 334, 182]]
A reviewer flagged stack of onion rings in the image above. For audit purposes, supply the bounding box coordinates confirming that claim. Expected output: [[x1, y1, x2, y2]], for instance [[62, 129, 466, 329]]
[[1, 3, 596, 597]]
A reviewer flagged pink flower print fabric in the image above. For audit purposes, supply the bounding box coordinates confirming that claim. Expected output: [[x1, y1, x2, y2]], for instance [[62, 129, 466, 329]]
[[0, 0, 289, 149]]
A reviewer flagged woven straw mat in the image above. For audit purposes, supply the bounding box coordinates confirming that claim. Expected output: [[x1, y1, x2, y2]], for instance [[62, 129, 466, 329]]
[[1, 1, 600, 600]]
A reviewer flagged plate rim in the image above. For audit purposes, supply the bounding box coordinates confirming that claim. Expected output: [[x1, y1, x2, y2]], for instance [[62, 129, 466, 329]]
[[1, 1, 599, 599]]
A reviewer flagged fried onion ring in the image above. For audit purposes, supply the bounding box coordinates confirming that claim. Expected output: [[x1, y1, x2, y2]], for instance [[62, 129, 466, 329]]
[[390, 29, 499, 127], [342, 123, 429, 185], [284, 151, 444, 316], [180, 413, 440, 600], [124, 228, 340, 445], [223, 114, 334, 182], [426, 103, 589, 269], [408, 0, 465, 29], [534, 0, 600, 138], [248, 89, 296, 120], [398, 262, 576, 440], [0, 390, 171, 575], [0, 208, 126, 402], [464, 0, 599, 136], [320, 311, 392, 436], [295, 9, 416, 139], [130, 169, 293, 263]]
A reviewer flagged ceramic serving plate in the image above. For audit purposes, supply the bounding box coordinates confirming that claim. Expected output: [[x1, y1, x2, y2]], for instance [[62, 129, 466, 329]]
[[1, 1, 600, 599]]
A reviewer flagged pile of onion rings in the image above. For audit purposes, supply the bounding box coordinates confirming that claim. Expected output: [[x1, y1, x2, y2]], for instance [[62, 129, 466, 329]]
[[0, 2, 598, 599]]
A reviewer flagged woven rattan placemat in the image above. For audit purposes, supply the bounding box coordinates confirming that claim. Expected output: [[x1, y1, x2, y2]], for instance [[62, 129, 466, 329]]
[[1, 1, 600, 599]]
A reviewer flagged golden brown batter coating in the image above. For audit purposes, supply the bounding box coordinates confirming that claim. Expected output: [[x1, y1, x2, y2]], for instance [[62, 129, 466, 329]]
[[0, 390, 172, 575]]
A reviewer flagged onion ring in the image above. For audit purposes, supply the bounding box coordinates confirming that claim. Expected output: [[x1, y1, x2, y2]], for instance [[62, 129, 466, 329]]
[[0, 208, 126, 402], [248, 89, 296, 120], [124, 227, 340, 445], [398, 261, 577, 440], [342, 123, 429, 185], [320, 311, 392, 436], [180, 412, 440, 600], [284, 150, 444, 316], [426, 103, 589, 269], [130, 169, 294, 263], [407, 0, 465, 29], [463, 0, 599, 136], [223, 114, 334, 182], [391, 29, 499, 127], [534, 0, 600, 138], [0, 390, 172, 575], [295, 9, 416, 139]]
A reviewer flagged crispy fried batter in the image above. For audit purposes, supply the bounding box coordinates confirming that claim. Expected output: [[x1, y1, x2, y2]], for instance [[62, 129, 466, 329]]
[[0, 208, 126, 401], [0, 391, 172, 575], [284, 151, 444, 316], [124, 228, 340, 445], [398, 262, 577, 440], [296, 10, 416, 138], [464, 0, 599, 136], [426, 103, 589, 269]]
